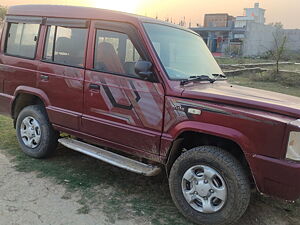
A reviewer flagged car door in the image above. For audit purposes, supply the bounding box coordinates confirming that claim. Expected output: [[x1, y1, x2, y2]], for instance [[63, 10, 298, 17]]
[[0, 16, 41, 115], [37, 18, 89, 130], [82, 21, 164, 155]]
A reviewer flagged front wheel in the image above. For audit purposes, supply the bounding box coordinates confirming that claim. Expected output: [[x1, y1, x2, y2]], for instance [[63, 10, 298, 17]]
[[169, 146, 250, 225], [16, 105, 59, 158]]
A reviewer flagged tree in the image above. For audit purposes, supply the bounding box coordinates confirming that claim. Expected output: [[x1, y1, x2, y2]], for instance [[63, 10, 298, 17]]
[[268, 22, 284, 29], [0, 5, 7, 21], [269, 24, 287, 74]]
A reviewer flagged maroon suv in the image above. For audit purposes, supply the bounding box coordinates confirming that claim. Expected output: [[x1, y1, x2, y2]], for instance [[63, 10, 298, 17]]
[[0, 5, 300, 225]]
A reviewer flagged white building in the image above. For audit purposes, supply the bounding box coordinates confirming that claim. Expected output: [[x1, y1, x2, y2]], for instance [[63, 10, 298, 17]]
[[235, 3, 266, 28]]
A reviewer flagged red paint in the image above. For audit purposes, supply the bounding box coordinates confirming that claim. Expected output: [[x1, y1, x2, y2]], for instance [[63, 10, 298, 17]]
[[0, 5, 300, 201]]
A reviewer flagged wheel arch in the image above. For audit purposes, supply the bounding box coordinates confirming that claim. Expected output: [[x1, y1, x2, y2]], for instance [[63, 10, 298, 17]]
[[165, 123, 256, 187], [11, 86, 51, 126]]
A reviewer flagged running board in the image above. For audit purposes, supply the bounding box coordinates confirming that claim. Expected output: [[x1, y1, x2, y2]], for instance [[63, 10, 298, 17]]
[[58, 138, 161, 176]]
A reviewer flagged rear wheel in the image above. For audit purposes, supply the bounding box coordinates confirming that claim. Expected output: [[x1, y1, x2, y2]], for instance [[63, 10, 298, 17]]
[[169, 146, 250, 225], [16, 105, 59, 158]]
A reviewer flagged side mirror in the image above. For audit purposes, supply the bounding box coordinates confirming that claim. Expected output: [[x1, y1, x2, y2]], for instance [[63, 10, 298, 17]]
[[135, 61, 153, 80]]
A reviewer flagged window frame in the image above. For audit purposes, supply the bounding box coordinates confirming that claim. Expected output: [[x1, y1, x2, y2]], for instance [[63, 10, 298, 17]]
[[91, 20, 156, 81], [41, 18, 89, 69], [4, 21, 41, 60]]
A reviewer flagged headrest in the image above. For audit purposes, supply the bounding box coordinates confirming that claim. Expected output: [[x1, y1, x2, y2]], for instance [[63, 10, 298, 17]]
[[56, 37, 72, 54]]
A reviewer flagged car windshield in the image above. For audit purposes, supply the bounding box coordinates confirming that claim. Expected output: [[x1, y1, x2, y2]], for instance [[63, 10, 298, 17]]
[[143, 23, 224, 80]]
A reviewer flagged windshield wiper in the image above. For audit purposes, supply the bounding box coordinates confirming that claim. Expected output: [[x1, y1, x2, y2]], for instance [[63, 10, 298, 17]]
[[212, 73, 227, 80], [180, 75, 216, 85]]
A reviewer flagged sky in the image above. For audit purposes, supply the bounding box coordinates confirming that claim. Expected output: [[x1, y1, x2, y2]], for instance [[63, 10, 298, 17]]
[[1, 0, 299, 28]]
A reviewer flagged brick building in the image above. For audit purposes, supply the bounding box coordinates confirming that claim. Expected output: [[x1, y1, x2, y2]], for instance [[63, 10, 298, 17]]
[[204, 13, 235, 28]]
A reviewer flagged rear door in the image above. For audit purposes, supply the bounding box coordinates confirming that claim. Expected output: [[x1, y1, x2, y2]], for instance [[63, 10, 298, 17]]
[[0, 16, 41, 115], [37, 18, 89, 130], [83, 21, 165, 155]]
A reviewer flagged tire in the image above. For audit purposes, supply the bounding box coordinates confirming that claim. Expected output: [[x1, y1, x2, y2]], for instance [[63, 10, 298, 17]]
[[169, 146, 250, 225], [16, 105, 59, 158]]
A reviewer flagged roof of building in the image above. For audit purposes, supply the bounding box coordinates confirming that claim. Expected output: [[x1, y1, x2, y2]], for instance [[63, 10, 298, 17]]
[[204, 13, 230, 16]]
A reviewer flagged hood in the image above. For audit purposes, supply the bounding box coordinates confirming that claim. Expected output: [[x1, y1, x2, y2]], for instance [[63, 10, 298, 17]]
[[181, 81, 300, 118]]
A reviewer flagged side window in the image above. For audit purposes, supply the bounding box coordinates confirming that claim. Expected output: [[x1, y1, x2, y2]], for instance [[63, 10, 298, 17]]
[[5, 22, 40, 59], [94, 30, 143, 77], [43, 26, 87, 67]]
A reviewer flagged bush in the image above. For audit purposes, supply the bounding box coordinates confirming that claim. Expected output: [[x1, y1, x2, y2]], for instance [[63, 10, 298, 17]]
[[250, 70, 278, 82], [280, 72, 300, 87], [282, 50, 300, 62], [250, 70, 300, 87]]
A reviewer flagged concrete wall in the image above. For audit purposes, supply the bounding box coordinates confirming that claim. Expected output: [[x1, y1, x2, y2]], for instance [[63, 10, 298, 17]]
[[242, 23, 300, 56], [285, 29, 300, 52], [242, 23, 276, 56]]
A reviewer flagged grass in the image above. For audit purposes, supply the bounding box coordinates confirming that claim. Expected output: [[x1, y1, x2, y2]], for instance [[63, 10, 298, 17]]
[[276, 64, 300, 72], [228, 70, 300, 98], [216, 57, 273, 65]]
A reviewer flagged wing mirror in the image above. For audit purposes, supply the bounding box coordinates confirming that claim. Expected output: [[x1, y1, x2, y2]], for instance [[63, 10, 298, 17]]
[[135, 61, 153, 80]]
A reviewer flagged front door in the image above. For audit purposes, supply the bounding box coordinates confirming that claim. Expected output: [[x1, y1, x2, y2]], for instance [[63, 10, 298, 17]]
[[82, 21, 164, 155]]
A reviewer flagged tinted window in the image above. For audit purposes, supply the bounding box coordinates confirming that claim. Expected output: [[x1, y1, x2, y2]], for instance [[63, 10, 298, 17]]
[[43, 26, 87, 67], [94, 30, 142, 77], [5, 23, 40, 58]]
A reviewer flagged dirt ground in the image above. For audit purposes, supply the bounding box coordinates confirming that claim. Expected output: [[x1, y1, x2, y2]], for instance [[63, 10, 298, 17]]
[[0, 152, 150, 225]]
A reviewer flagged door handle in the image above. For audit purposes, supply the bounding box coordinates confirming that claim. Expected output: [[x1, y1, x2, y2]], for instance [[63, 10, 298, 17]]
[[40, 74, 49, 81], [89, 83, 101, 90]]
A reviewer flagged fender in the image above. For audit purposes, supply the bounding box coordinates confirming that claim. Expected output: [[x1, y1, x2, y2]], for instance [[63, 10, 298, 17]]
[[13, 86, 51, 105], [170, 121, 253, 154], [11, 86, 51, 116]]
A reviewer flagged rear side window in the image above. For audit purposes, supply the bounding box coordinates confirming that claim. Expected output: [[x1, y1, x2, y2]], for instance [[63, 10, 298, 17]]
[[5, 23, 40, 59], [94, 30, 143, 77], [43, 26, 87, 67]]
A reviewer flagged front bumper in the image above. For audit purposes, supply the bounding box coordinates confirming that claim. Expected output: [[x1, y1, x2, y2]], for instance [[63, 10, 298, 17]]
[[252, 154, 300, 201]]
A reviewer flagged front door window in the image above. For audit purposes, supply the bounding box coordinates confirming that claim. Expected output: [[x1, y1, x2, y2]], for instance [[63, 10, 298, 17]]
[[94, 30, 142, 77]]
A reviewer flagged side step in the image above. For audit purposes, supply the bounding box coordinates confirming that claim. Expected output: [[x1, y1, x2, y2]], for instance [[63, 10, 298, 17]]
[[58, 138, 161, 176]]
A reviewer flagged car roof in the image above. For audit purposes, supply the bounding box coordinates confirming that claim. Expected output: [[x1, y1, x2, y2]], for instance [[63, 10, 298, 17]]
[[7, 4, 196, 34]]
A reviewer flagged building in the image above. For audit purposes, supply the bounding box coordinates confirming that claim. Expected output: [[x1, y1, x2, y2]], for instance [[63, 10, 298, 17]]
[[242, 24, 300, 56], [235, 3, 266, 28], [191, 2, 300, 57], [193, 12, 243, 55], [204, 13, 235, 28]]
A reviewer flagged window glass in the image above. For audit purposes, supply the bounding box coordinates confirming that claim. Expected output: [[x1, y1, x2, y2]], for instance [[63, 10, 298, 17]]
[[5, 23, 40, 58], [44, 26, 55, 61], [143, 23, 223, 80], [43, 26, 87, 67], [94, 30, 142, 77]]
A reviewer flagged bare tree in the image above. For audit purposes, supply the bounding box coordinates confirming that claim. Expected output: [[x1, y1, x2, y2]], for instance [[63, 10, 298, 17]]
[[269, 23, 287, 74]]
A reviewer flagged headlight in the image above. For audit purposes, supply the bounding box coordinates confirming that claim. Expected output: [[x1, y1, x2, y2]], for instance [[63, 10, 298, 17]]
[[286, 131, 300, 161]]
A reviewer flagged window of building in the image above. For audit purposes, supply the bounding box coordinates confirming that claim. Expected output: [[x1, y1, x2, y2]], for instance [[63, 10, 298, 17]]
[[43, 26, 87, 67], [5, 23, 40, 59], [94, 30, 142, 77]]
